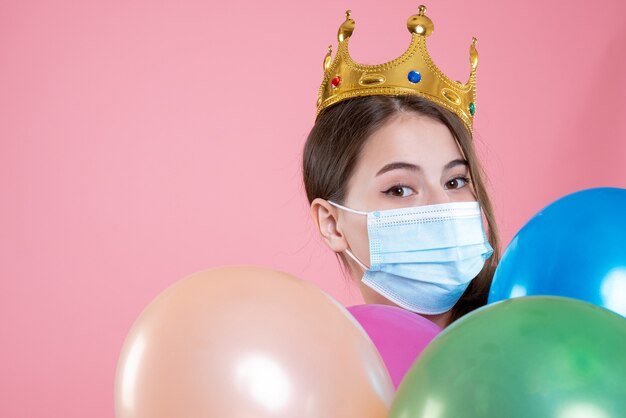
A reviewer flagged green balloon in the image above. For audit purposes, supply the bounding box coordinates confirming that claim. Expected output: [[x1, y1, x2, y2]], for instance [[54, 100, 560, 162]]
[[389, 297, 626, 418]]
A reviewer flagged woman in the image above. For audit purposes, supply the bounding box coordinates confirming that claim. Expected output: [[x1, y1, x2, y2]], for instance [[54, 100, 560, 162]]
[[302, 6, 500, 328]]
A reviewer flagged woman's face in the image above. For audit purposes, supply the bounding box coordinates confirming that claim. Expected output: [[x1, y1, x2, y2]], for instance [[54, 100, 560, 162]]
[[336, 112, 477, 305]]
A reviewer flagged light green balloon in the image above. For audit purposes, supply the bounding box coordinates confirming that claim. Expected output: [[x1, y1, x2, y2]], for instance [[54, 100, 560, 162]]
[[389, 297, 626, 418]]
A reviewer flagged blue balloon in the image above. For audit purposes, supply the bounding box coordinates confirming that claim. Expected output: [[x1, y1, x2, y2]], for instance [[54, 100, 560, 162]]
[[488, 187, 626, 317]]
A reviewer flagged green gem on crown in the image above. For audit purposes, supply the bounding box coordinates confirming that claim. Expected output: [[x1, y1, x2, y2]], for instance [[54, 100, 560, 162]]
[[469, 102, 476, 116]]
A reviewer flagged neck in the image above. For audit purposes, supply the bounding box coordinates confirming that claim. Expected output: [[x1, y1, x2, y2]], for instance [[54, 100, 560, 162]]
[[420, 310, 453, 328]]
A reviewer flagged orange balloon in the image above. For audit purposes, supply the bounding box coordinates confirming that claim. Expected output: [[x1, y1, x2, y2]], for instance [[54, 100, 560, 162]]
[[114, 266, 394, 417]]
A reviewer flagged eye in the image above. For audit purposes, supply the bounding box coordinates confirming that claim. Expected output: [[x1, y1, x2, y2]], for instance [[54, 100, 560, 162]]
[[445, 176, 471, 190], [383, 185, 416, 197]]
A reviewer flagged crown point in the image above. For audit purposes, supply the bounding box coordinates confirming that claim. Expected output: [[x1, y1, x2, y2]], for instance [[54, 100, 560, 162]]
[[338, 10, 355, 42], [470, 38, 479, 70], [407, 7, 434, 36]]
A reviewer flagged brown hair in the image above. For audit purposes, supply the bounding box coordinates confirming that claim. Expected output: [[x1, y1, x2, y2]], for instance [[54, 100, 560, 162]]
[[302, 95, 501, 323]]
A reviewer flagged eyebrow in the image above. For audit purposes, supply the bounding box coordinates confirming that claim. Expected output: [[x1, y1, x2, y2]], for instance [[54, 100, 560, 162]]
[[375, 159, 468, 177]]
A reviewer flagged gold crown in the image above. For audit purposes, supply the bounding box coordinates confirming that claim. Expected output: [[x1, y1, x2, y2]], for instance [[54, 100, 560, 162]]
[[316, 5, 479, 133]]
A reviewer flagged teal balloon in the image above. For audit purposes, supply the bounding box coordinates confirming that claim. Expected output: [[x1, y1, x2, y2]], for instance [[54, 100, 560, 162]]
[[389, 297, 626, 418]]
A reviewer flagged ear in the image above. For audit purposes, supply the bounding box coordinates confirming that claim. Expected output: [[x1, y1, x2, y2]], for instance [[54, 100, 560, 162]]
[[310, 198, 349, 253]]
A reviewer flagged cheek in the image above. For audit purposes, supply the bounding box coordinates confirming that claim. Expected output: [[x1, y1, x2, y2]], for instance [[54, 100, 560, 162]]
[[458, 183, 478, 201], [342, 215, 371, 263], [447, 190, 478, 205], [469, 184, 480, 200]]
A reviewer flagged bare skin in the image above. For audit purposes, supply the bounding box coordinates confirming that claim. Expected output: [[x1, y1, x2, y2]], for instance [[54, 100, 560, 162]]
[[310, 112, 478, 328]]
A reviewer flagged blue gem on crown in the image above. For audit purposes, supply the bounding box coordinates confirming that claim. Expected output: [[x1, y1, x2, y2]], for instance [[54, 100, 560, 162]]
[[407, 70, 422, 84]]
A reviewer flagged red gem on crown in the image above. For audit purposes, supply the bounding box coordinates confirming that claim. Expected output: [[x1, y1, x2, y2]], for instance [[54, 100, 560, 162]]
[[331, 75, 342, 88]]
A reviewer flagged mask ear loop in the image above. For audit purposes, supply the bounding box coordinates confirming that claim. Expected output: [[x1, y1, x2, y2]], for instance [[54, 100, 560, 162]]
[[345, 249, 370, 271], [327, 200, 371, 271], [327, 200, 367, 215]]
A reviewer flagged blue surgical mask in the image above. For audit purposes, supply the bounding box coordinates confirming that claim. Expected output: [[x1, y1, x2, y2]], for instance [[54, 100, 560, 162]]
[[328, 200, 494, 315]]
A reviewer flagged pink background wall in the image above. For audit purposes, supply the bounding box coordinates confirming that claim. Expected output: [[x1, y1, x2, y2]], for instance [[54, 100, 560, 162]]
[[1, 0, 625, 416]]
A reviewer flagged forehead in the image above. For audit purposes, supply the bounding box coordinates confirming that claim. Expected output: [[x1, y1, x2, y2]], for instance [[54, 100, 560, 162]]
[[357, 113, 464, 172]]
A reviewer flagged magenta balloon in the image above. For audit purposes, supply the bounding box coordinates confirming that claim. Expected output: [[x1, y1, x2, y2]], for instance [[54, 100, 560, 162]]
[[348, 304, 441, 388]]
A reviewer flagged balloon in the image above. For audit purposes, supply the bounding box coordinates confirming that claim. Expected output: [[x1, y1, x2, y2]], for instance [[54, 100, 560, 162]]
[[115, 266, 393, 418], [389, 296, 626, 418], [489, 187, 626, 317], [347, 304, 440, 388]]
